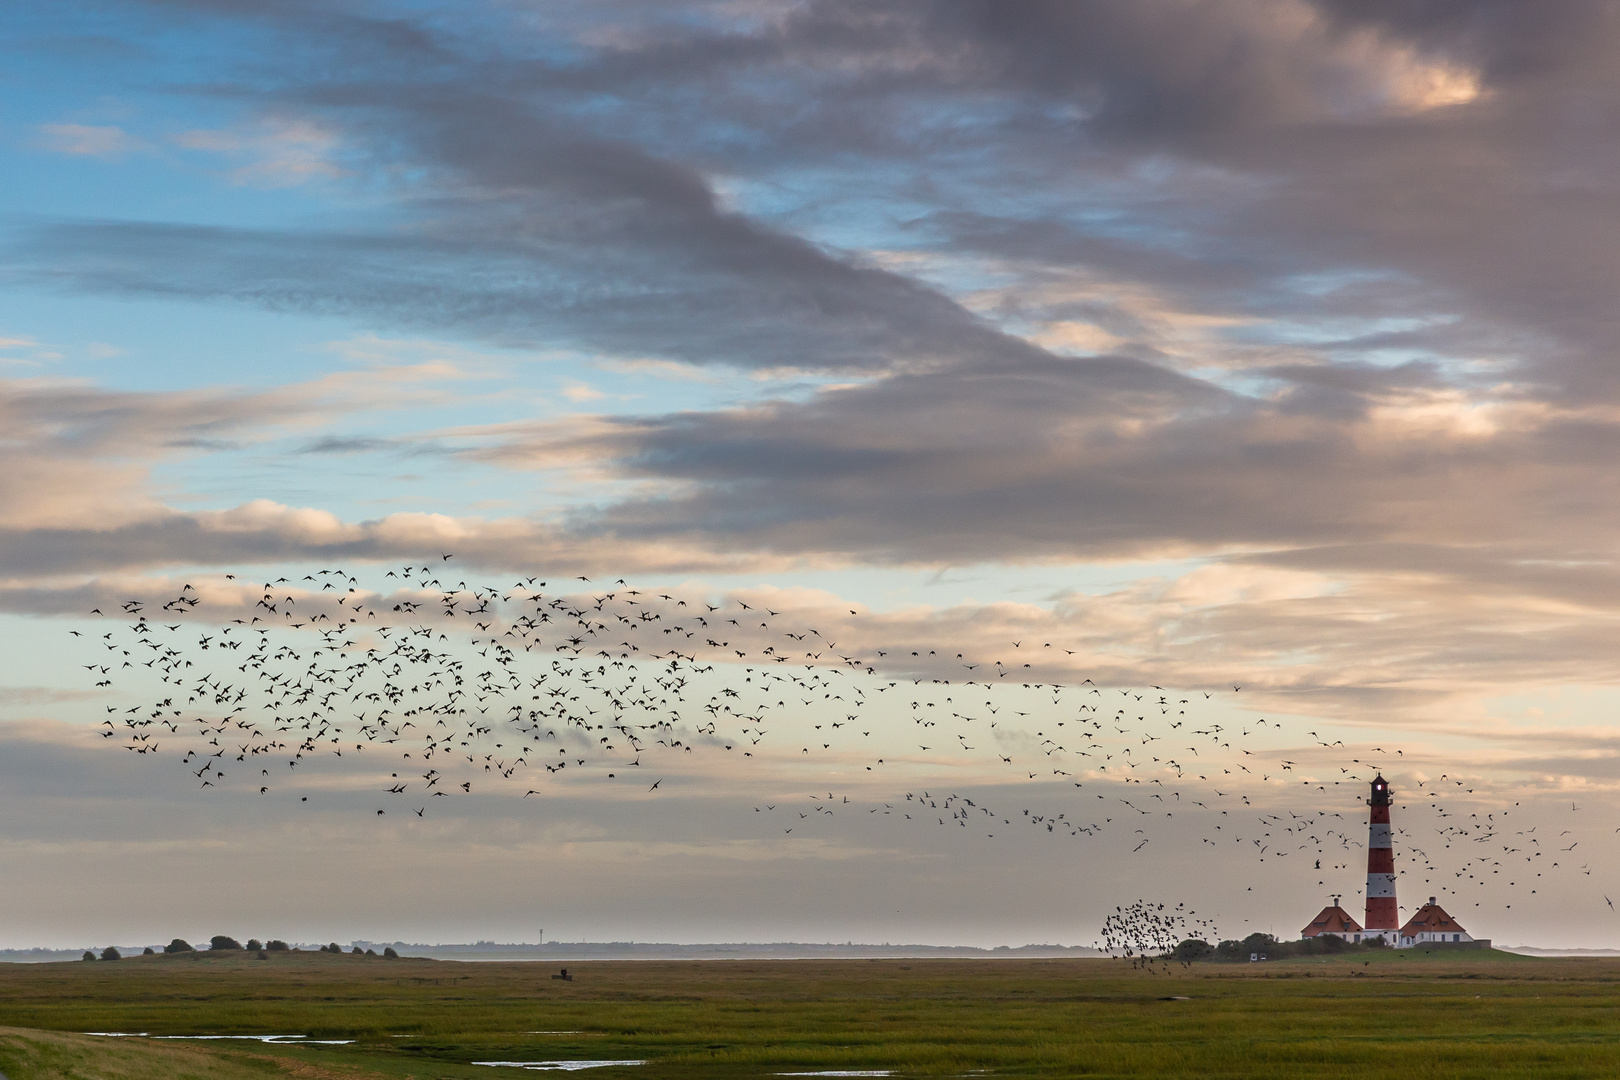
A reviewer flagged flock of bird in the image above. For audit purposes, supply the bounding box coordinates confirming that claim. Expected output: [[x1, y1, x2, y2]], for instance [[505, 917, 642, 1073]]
[[75, 558, 1600, 946], [1099, 901, 1218, 969]]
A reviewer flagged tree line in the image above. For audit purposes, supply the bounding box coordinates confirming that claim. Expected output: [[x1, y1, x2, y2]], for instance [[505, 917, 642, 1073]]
[[1171, 932, 1385, 962], [81, 936, 400, 960]]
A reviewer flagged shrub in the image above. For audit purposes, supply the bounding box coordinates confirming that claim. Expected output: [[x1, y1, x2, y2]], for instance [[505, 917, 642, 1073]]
[[256, 950, 268, 960], [164, 938, 194, 954], [82, 951, 95, 961], [327, 942, 342, 954], [1172, 939, 1212, 962], [1199, 934, 1358, 962], [365, 949, 376, 956], [265, 940, 289, 952], [246, 939, 263, 951], [142, 947, 155, 956], [352, 946, 364, 955], [101, 947, 121, 961], [210, 936, 243, 951], [383, 947, 399, 959]]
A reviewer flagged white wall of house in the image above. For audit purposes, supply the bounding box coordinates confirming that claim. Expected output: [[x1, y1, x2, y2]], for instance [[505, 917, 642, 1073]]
[[1322, 930, 1397, 944], [1400, 930, 1472, 946]]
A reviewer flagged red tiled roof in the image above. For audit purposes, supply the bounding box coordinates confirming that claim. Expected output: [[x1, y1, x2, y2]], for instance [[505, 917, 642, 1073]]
[[1301, 905, 1363, 937], [1400, 903, 1468, 937]]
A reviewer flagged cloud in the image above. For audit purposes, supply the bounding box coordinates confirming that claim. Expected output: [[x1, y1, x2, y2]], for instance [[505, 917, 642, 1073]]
[[447, 356, 1577, 565], [35, 123, 144, 159], [560, 380, 607, 402], [15, 202, 1044, 377], [0, 364, 479, 534], [0, 378, 271, 531], [10, 0, 1602, 408], [10, 1, 1620, 740], [5, 0, 1603, 405], [0, 335, 58, 369], [2, 364, 1615, 734], [297, 435, 397, 454], [0, 688, 103, 707], [0, 500, 792, 579], [171, 116, 347, 186]]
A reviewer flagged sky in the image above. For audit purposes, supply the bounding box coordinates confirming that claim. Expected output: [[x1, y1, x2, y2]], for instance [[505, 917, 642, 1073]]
[[4, 0, 1620, 951]]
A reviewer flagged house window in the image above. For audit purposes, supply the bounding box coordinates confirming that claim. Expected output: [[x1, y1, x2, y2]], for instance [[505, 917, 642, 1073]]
[[1453, 934, 1460, 942]]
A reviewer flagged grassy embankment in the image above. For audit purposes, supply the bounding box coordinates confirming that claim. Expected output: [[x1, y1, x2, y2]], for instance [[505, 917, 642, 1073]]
[[2, 947, 1619, 1078]]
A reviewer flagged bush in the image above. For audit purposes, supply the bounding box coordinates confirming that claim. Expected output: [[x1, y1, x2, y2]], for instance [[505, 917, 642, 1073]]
[[246, 939, 262, 951], [256, 950, 268, 960], [164, 938, 194, 954], [142, 947, 155, 956], [82, 951, 96, 961], [352, 946, 364, 954], [327, 942, 342, 953], [210, 936, 243, 951], [1172, 939, 1213, 962], [365, 949, 376, 956], [1363, 935, 1388, 948], [101, 947, 121, 961], [1197, 934, 1360, 962], [265, 940, 289, 952], [383, 947, 399, 959]]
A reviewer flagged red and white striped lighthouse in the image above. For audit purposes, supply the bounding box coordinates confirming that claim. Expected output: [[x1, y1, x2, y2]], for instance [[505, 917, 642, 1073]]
[[1365, 774, 1397, 932]]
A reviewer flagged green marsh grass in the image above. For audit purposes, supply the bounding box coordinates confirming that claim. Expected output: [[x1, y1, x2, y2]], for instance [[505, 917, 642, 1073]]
[[1, 948, 1618, 1078]]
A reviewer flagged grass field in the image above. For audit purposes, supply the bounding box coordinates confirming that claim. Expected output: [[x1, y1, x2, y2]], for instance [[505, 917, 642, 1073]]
[[2, 948, 1619, 1079]]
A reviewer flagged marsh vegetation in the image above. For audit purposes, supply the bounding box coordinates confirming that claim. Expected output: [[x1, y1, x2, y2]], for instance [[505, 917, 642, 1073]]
[[0, 949, 1615, 1078]]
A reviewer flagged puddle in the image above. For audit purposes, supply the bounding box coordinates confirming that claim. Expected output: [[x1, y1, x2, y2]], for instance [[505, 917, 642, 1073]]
[[474, 1061, 647, 1071], [85, 1033, 353, 1045]]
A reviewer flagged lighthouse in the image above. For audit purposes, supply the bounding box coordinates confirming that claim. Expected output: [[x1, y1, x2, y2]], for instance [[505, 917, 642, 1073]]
[[1364, 774, 1397, 936], [1296, 773, 1491, 949]]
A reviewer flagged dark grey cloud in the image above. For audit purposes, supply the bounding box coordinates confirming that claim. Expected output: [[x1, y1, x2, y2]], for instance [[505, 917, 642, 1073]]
[[16, 0, 1584, 387], [15, 0, 1620, 634], [13, 0, 1618, 410], [19, 202, 1043, 376], [18, 37, 1064, 376], [297, 435, 396, 454], [456, 353, 1620, 571]]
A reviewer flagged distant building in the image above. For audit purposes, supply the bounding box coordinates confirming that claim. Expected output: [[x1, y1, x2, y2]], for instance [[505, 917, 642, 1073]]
[[1299, 894, 1481, 947], [1399, 897, 1474, 946], [1301, 899, 1364, 942]]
